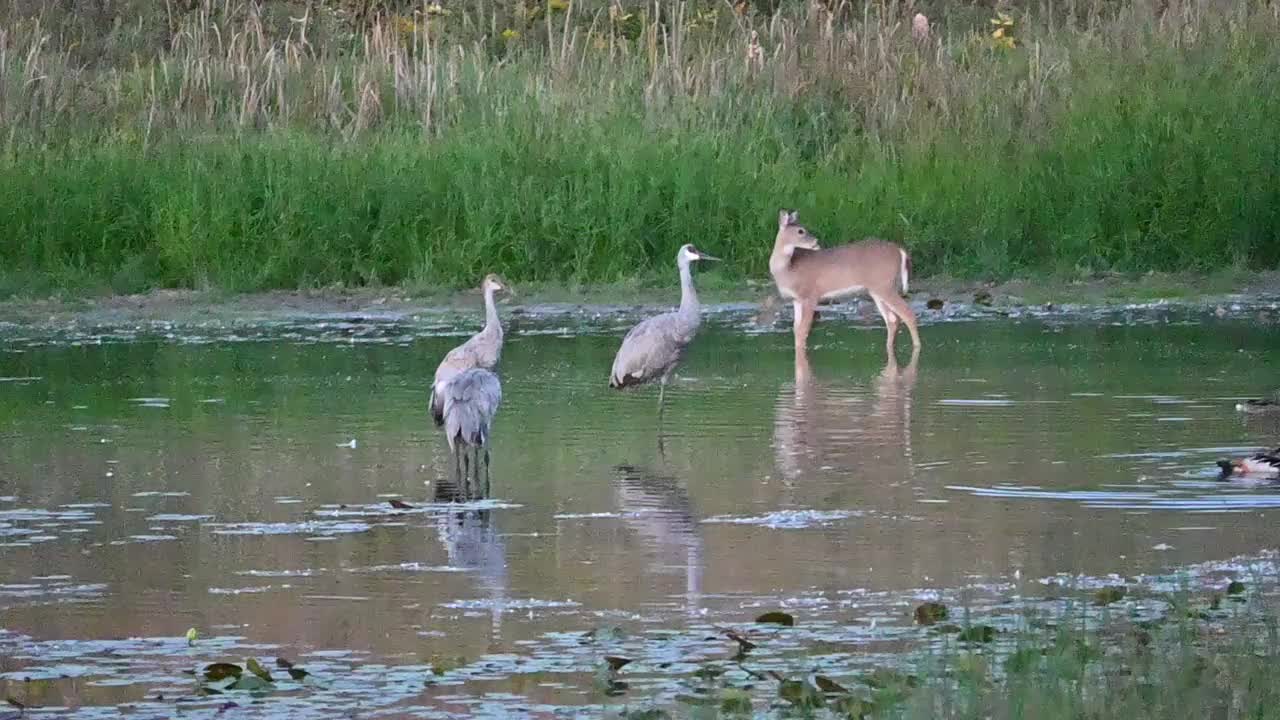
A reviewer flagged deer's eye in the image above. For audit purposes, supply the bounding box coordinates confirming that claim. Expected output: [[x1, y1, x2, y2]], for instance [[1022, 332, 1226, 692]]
[[797, 229, 806, 235]]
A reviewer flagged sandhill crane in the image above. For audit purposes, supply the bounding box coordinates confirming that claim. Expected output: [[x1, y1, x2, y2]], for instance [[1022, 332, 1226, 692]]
[[430, 274, 509, 426], [440, 367, 503, 482], [609, 244, 719, 413]]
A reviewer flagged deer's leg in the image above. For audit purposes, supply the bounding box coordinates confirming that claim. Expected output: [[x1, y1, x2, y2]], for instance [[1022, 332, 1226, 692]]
[[879, 293, 922, 354], [872, 295, 900, 360], [792, 301, 815, 352]]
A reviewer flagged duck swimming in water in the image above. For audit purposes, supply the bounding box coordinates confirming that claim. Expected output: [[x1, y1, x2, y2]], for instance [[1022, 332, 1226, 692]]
[[1236, 398, 1280, 414], [1217, 447, 1280, 478]]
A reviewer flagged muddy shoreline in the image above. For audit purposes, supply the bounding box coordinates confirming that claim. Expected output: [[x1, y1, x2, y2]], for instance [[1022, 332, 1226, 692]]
[[1, 272, 1279, 335]]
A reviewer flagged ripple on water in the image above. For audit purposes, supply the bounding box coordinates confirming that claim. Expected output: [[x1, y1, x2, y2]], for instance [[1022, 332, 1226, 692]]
[[701, 509, 861, 529], [207, 521, 372, 536]]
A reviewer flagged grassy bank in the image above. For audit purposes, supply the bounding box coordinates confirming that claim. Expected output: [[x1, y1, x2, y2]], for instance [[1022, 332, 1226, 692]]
[[1, 0, 1278, 296]]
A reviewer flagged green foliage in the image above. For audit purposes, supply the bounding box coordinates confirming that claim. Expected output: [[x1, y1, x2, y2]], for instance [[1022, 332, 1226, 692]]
[[0, 0, 1277, 295]]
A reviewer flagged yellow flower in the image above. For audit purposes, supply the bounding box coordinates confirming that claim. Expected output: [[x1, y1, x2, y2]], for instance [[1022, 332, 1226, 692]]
[[502, 28, 520, 41], [549, 0, 570, 11]]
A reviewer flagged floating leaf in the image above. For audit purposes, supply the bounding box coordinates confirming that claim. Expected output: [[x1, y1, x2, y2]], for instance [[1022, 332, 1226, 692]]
[[926, 298, 944, 310], [914, 602, 948, 625], [203, 663, 244, 682], [814, 675, 850, 695], [246, 657, 274, 683], [186, 628, 199, 646], [274, 657, 310, 680], [720, 688, 753, 714], [228, 674, 272, 692], [957, 625, 997, 643], [754, 611, 795, 627], [388, 499, 414, 510], [1094, 586, 1127, 606], [1227, 580, 1246, 595], [604, 656, 632, 672]]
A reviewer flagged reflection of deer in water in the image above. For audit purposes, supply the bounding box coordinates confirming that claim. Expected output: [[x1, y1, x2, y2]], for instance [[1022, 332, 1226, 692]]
[[611, 463, 704, 618], [773, 349, 919, 486], [433, 470, 508, 647]]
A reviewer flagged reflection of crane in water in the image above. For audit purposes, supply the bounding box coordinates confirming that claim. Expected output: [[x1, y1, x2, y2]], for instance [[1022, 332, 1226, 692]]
[[773, 349, 919, 486], [433, 472, 508, 649], [611, 463, 704, 618]]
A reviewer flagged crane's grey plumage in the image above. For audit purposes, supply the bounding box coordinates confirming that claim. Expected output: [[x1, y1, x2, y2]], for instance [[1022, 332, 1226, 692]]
[[442, 367, 503, 478], [443, 368, 502, 451], [609, 244, 719, 410], [430, 274, 509, 426]]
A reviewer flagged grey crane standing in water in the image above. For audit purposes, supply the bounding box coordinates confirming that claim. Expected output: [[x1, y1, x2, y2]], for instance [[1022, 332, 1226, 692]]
[[441, 367, 503, 483], [609, 244, 719, 415], [430, 274, 510, 427]]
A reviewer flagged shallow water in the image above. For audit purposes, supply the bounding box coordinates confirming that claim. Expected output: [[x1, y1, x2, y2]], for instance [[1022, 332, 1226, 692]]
[[1, 305, 1279, 717]]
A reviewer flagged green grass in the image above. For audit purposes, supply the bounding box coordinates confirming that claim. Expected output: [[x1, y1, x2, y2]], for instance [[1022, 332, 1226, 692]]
[[0, 0, 1277, 296]]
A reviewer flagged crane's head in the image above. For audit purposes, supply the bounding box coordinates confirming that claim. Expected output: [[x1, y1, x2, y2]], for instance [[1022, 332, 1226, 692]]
[[678, 244, 720, 265], [482, 273, 512, 296], [775, 209, 821, 258]]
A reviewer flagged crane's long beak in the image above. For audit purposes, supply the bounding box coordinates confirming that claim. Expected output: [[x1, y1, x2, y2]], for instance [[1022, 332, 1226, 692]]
[[696, 252, 721, 262]]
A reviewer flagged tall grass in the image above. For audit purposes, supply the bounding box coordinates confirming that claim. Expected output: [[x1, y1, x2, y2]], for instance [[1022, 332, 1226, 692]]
[[1, 0, 1277, 294]]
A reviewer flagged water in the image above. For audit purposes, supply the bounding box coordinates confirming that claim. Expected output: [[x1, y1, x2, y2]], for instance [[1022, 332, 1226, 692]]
[[1, 307, 1279, 717]]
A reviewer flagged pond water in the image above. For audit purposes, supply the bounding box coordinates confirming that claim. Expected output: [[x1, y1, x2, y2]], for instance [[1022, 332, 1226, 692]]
[[1, 302, 1279, 717]]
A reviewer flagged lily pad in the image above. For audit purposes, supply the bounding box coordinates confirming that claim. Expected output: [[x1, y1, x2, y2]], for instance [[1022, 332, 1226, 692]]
[[957, 625, 997, 643], [275, 657, 310, 680], [754, 611, 795, 627], [245, 657, 273, 683], [604, 655, 632, 672], [914, 601, 949, 625], [228, 674, 272, 692], [1094, 586, 1127, 606], [926, 298, 945, 310], [203, 663, 244, 682], [388, 499, 414, 510], [1227, 580, 1246, 596]]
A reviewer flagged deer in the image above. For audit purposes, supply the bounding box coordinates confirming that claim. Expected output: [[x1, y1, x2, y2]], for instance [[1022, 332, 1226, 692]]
[[768, 209, 921, 361]]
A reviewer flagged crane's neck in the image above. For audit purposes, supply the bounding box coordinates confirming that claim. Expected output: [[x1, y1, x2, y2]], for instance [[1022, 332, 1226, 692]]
[[483, 287, 502, 335], [677, 258, 700, 322]]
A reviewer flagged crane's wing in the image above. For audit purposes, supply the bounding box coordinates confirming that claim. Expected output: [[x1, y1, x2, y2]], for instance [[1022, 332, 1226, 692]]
[[610, 313, 686, 387]]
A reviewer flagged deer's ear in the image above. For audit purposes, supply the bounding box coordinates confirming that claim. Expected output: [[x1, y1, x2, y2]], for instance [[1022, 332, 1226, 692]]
[[778, 209, 793, 228]]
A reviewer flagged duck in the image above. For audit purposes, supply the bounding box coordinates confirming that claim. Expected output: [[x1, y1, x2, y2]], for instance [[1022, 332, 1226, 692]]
[[1217, 447, 1280, 478], [1235, 398, 1280, 414]]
